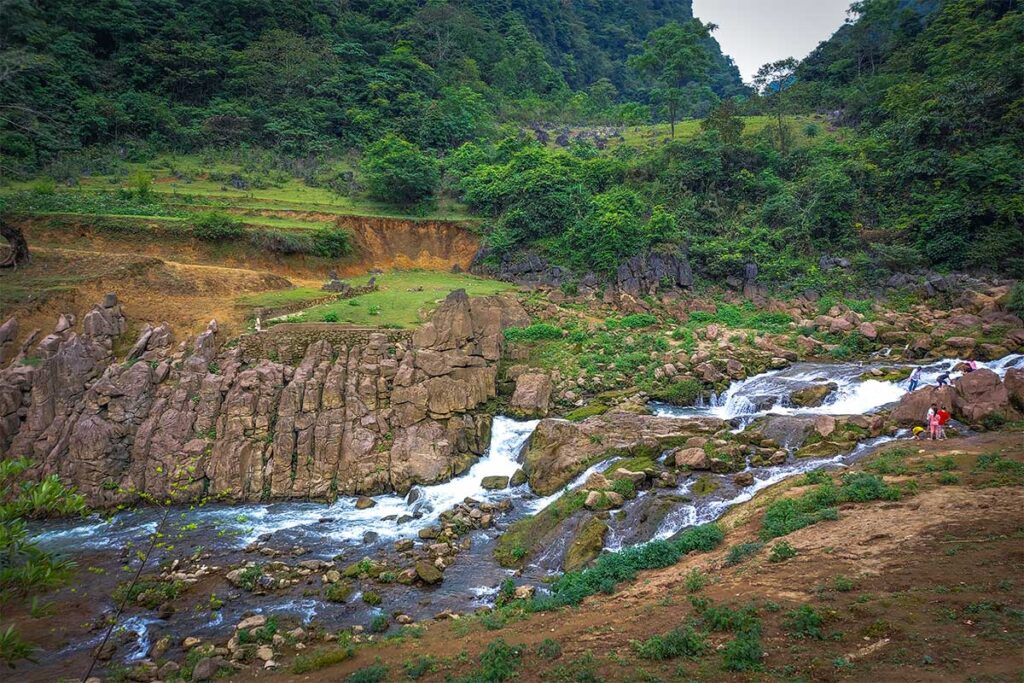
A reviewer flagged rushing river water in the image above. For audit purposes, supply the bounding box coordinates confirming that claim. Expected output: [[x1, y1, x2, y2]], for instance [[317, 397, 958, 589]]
[[28, 353, 1023, 669]]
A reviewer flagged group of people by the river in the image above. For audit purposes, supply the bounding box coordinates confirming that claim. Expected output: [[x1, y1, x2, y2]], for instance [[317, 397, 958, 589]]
[[905, 360, 980, 441]]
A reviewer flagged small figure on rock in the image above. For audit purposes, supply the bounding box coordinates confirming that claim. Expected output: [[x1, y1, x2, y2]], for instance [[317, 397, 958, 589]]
[[907, 366, 921, 392]]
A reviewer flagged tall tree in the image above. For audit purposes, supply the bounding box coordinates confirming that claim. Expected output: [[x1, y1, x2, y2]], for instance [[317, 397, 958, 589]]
[[628, 20, 717, 138], [753, 58, 797, 152]]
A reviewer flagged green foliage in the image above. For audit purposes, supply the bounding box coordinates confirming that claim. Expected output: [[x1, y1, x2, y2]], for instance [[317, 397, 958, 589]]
[[722, 630, 764, 672], [535, 638, 562, 660], [614, 313, 659, 329], [701, 100, 745, 144], [322, 312, 339, 323], [503, 324, 562, 342], [1008, 283, 1024, 317], [311, 226, 353, 259], [362, 135, 440, 207], [768, 541, 797, 563], [292, 645, 353, 673], [361, 590, 382, 606], [633, 624, 708, 660], [369, 614, 389, 633], [403, 655, 437, 679], [191, 211, 244, 241], [610, 478, 637, 499], [236, 564, 263, 592], [346, 663, 388, 683], [784, 605, 825, 639], [532, 524, 723, 609], [724, 542, 763, 566], [685, 568, 708, 593]]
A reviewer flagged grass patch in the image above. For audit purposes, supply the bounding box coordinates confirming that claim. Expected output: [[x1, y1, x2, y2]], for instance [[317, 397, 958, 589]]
[[761, 472, 903, 540], [283, 270, 514, 328], [291, 645, 354, 674], [785, 605, 826, 639], [724, 541, 763, 566], [633, 625, 707, 660]]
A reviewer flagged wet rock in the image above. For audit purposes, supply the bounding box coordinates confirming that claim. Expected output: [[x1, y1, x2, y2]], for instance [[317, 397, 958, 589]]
[[362, 531, 379, 544], [182, 636, 202, 650], [733, 472, 755, 487], [513, 585, 535, 600], [564, 517, 608, 572], [355, 496, 376, 510], [191, 655, 230, 682], [522, 412, 726, 496], [235, 614, 266, 631], [415, 560, 443, 585], [582, 472, 611, 491], [481, 475, 510, 490], [394, 539, 414, 552], [611, 468, 646, 484], [510, 468, 527, 487], [584, 490, 624, 510], [672, 447, 710, 470], [790, 382, 838, 408]]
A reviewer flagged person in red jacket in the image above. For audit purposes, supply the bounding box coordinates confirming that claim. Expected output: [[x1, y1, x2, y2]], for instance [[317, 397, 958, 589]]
[[936, 406, 951, 440]]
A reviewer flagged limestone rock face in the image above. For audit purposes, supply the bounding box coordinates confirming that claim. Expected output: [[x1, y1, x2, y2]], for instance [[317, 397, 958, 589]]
[[522, 411, 726, 496], [509, 372, 552, 417], [0, 290, 527, 505]]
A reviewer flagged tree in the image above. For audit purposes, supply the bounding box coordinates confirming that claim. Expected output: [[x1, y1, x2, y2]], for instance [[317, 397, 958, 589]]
[[753, 58, 797, 152], [361, 135, 440, 207], [628, 20, 717, 138], [700, 99, 745, 144]]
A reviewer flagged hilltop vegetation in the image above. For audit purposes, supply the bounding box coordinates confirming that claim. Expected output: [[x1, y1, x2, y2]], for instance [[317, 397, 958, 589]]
[[2, 0, 1021, 291]]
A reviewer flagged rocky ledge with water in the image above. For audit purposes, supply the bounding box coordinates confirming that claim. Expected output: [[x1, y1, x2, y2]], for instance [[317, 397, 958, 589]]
[[4, 284, 1023, 681]]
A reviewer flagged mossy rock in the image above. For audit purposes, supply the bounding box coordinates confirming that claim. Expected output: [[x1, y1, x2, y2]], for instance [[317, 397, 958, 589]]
[[565, 403, 609, 421], [858, 367, 912, 382], [494, 490, 587, 568], [794, 440, 855, 459], [323, 580, 354, 603], [692, 474, 720, 496], [790, 382, 838, 408], [563, 516, 609, 572]]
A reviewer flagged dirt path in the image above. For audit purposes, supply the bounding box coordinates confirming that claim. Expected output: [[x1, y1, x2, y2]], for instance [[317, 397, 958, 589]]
[[234, 432, 1024, 683]]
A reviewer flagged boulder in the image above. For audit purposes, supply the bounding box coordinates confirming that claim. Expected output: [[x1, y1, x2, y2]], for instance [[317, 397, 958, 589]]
[[563, 517, 608, 572], [953, 368, 1019, 424], [582, 472, 611, 491], [612, 468, 646, 484], [522, 412, 726, 495], [355, 497, 376, 510], [790, 382, 838, 408], [415, 560, 443, 585], [509, 372, 553, 417], [509, 468, 528, 487], [1006, 368, 1024, 412], [733, 472, 754, 487], [673, 447, 710, 470], [890, 385, 958, 425], [480, 475, 510, 490]]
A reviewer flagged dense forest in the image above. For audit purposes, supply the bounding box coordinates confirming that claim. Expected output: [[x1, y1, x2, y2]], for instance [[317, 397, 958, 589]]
[[1, 0, 1021, 286]]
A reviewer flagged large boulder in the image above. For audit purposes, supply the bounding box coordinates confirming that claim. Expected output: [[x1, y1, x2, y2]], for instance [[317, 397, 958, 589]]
[[953, 368, 1020, 424], [508, 372, 553, 417], [890, 385, 958, 425], [790, 382, 838, 408], [1006, 368, 1024, 412], [521, 412, 726, 496]]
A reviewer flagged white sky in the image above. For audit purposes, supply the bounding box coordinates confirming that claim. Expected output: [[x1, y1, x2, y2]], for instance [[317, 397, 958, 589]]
[[692, 0, 853, 82]]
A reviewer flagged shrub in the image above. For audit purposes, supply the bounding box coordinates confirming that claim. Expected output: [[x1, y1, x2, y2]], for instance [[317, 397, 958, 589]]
[[476, 638, 523, 682], [192, 211, 244, 240], [769, 541, 797, 562], [30, 178, 56, 195], [650, 378, 702, 405], [834, 575, 855, 592], [535, 638, 562, 659], [785, 605, 825, 639], [503, 323, 562, 342], [346, 663, 388, 683], [311, 226, 353, 258], [369, 614, 389, 633], [610, 478, 637, 499], [700, 603, 760, 633], [937, 472, 960, 485], [403, 655, 437, 679], [725, 542, 763, 566], [634, 625, 707, 660], [322, 312, 339, 323], [324, 580, 353, 602], [617, 313, 658, 329], [722, 630, 764, 671], [236, 565, 263, 591], [361, 590, 382, 606], [362, 134, 440, 206], [685, 568, 707, 593], [1007, 281, 1024, 317]]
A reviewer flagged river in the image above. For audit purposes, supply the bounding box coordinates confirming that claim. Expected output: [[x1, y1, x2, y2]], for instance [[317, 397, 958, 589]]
[[28, 353, 1022, 670]]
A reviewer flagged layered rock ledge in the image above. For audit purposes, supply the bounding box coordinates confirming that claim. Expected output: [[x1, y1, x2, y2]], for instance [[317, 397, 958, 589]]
[[0, 290, 528, 506]]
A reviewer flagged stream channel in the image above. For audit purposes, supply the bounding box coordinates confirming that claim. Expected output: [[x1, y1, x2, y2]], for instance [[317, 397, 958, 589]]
[[29, 354, 1022, 667]]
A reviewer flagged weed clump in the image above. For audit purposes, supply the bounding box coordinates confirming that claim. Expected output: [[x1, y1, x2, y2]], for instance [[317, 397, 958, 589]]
[[633, 625, 707, 660]]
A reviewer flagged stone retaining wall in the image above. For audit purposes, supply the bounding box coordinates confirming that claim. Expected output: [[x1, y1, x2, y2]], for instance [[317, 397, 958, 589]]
[[237, 323, 413, 364]]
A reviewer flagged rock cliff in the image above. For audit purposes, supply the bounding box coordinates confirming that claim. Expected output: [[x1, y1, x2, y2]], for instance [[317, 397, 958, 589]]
[[0, 290, 528, 506]]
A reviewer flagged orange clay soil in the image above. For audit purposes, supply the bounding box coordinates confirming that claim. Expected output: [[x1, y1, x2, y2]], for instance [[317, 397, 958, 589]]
[[235, 432, 1023, 683]]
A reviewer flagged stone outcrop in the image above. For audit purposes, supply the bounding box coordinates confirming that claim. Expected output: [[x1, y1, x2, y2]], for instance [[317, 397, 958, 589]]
[[890, 368, 1021, 426], [508, 372, 553, 417], [521, 411, 726, 496], [0, 290, 528, 505]]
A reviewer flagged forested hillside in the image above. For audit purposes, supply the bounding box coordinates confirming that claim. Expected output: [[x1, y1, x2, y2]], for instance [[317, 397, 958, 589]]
[[0, 0, 741, 168], [1, 0, 1020, 287]]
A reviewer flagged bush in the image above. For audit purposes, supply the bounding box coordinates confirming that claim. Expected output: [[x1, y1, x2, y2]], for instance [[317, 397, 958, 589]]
[[311, 226, 354, 258], [535, 638, 562, 659], [616, 313, 658, 329], [322, 312, 339, 323], [503, 323, 562, 342], [369, 614, 389, 633], [475, 638, 523, 682], [685, 568, 707, 593], [192, 211, 244, 240], [634, 625, 707, 660], [1007, 281, 1024, 317], [361, 590, 382, 606], [785, 605, 825, 639], [362, 134, 440, 207], [346, 663, 388, 683], [725, 542, 763, 566], [769, 541, 797, 562], [324, 579, 353, 602], [722, 631, 764, 671]]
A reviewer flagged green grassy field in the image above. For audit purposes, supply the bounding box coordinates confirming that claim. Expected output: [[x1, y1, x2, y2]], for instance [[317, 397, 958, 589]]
[[262, 270, 515, 328], [1, 151, 471, 223]]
